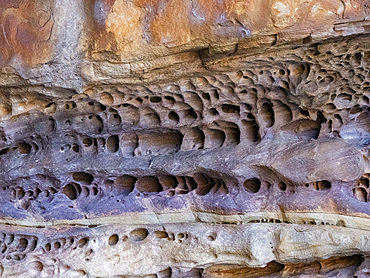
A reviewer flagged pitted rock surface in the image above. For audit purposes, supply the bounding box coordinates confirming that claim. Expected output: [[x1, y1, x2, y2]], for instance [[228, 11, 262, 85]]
[[0, 0, 369, 277]]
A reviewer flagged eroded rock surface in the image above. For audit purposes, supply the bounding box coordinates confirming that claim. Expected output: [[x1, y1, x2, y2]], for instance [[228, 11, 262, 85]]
[[0, 0, 369, 277]]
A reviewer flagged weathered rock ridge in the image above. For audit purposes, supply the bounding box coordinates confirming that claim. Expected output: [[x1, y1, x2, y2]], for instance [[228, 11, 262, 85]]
[[0, 0, 369, 277]]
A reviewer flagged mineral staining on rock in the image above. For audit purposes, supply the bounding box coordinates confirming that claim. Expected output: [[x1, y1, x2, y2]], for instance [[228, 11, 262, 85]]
[[0, 0, 369, 277], [0, 0, 54, 67]]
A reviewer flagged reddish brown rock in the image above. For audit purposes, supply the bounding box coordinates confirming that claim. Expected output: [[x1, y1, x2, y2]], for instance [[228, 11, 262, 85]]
[[0, 0, 54, 67], [84, 0, 367, 63]]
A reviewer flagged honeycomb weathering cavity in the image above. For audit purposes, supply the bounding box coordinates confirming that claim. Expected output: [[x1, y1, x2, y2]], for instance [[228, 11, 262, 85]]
[[0, 0, 369, 277]]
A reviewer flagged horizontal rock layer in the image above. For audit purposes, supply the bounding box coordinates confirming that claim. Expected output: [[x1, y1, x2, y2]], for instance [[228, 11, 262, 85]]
[[0, 223, 368, 277], [0, 0, 367, 88]]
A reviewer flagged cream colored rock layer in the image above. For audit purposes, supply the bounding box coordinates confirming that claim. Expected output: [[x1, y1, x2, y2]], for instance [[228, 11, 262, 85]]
[[0, 211, 369, 231], [1, 222, 369, 277]]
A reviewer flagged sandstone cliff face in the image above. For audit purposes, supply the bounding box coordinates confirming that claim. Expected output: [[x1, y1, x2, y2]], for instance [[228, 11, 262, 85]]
[[0, 0, 369, 277]]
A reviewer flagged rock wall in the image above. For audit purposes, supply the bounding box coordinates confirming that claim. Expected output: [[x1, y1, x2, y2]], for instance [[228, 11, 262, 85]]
[[0, 0, 369, 277]]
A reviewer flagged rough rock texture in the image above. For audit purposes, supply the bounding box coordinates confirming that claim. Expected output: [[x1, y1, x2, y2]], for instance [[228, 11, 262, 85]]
[[0, 0, 370, 277]]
